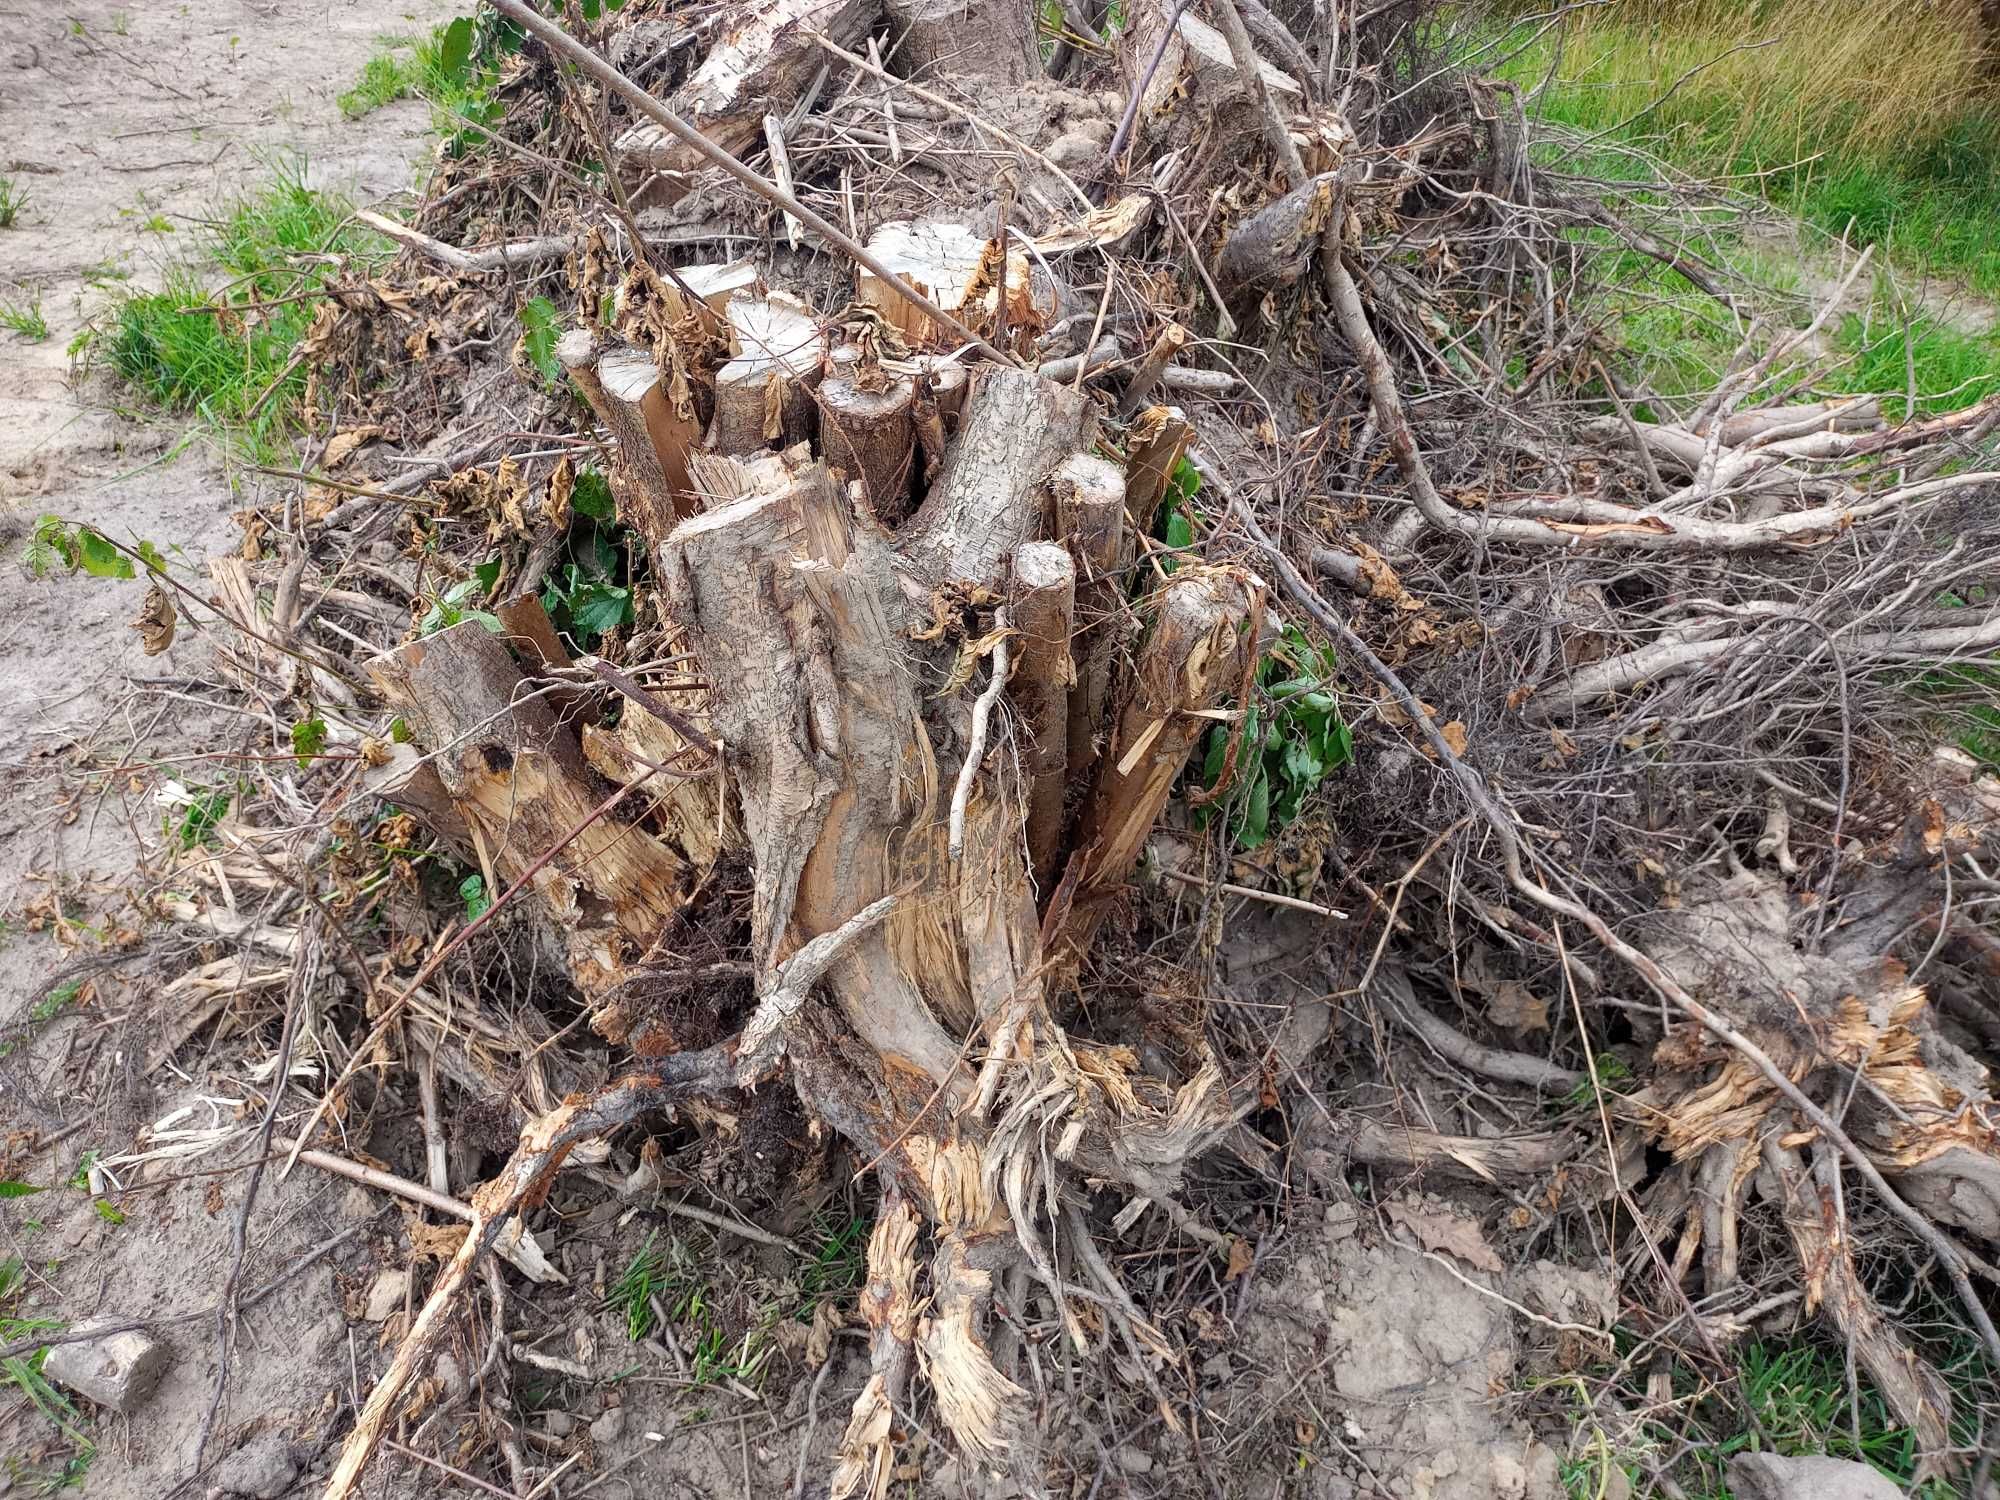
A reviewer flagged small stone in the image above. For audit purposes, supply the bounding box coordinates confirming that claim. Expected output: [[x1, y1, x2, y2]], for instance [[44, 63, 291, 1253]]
[[43, 1324, 171, 1414], [1114, 1445, 1153, 1474], [1727, 1453, 1901, 1500], [362, 1268, 410, 1322], [590, 1407, 626, 1446], [210, 1432, 299, 1499], [543, 1411, 576, 1438], [338, 1184, 375, 1222], [434, 1351, 468, 1406]]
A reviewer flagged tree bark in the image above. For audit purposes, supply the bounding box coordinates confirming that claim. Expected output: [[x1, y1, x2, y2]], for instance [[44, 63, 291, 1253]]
[[885, 0, 1041, 84]]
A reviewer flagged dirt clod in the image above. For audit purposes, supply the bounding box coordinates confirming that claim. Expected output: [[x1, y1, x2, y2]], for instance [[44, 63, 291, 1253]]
[[208, 1432, 301, 1500]]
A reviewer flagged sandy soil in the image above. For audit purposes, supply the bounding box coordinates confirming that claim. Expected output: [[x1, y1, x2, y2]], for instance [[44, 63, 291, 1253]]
[[0, 4, 455, 1496], [0, 0, 451, 1003]]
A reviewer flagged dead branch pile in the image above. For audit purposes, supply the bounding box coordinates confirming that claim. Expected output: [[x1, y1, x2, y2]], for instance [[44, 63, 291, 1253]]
[[131, 0, 2000, 1491]]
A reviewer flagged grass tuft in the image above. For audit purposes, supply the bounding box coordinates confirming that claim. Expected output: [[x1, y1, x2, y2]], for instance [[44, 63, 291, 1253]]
[[338, 24, 497, 131], [1, 288, 48, 342], [0, 176, 26, 229], [102, 162, 385, 464]]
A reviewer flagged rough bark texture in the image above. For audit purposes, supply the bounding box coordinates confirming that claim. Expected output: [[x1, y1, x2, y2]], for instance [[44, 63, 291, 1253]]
[[1064, 566, 1257, 952], [819, 369, 917, 522], [612, 0, 878, 200], [899, 368, 1090, 590], [885, 0, 1040, 85]]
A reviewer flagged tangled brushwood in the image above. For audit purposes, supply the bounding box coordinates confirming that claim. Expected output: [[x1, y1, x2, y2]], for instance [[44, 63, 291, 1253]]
[[96, 0, 2000, 1492]]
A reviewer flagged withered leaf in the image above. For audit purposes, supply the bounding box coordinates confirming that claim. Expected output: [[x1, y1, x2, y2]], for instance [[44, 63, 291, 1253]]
[[1385, 1199, 1503, 1274], [130, 582, 177, 655]]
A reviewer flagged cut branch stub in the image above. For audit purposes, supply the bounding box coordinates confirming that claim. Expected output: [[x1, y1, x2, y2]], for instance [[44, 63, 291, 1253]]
[[368, 621, 688, 1015], [611, 0, 878, 201], [1122, 405, 1191, 534], [559, 331, 701, 533], [1121, 2, 1302, 139], [712, 292, 825, 455], [1010, 541, 1076, 890], [819, 367, 917, 523], [1052, 452, 1131, 793], [857, 222, 1036, 350], [1063, 565, 1259, 951], [886, 0, 1040, 84], [663, 258, 758, 338], [1217, 171, 1337, 296], [899, 367, 1089, 591]]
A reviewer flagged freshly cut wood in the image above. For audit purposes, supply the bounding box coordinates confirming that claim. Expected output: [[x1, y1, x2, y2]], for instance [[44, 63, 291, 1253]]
[[899, 368, 1090, 591], [1122, 4, 1303, 132], [818, 367, 917, 522], [559, 332, 701, 533], [612, 0, 878, 201], [663, 258, 758, 337], [1122, 405, 1191, 533], [360, 742, 476, 867], [685, 446, 803, 504], [711, 292, 825, 455], [368, 621, 689, 1010], [1052, 453, 1130, 792], [857, 222, 1035, 349], [1010, 541, 1076, 890], [1061, 566, 1258, 951], [599, 346, 703, 527], [885, 0, 1040, 83]]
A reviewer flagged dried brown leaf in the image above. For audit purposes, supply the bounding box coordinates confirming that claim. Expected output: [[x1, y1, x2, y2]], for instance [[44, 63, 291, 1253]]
[[1385, 1200, 1503, 1274]]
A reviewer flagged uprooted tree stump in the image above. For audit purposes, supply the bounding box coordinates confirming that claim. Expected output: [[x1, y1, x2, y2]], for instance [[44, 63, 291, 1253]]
[[350, 224, 1260, 1496]]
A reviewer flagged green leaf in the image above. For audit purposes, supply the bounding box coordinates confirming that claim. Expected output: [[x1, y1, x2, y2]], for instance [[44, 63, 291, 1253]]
[[290, 717, 328, 767], [464, 610, 505, 634], [92, 1199, 126, 1226], [459, 873, 491, 922], [570, 469, 616, 520], [389, 715, 412, 744], [519, 296, 563, 386], [1161, 508, 1194, 575], [472, 557, 502, 593], [1239, 771, 1270, 849], [581, 0, 601, 17], [136, 539, 167, 575], [568, 583, 633, 641], [0, 1182, 45, 1199], [437, 15, 475, 82], [77, 528, 135, 579]]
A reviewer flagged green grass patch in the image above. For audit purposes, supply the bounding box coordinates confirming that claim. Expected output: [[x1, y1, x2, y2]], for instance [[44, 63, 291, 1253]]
[[0, 176, 26, 229], [0, 1256, 93, 1491], [1555, 1331, 1988, 1500], [103, 163, 386, 465], [1833, 313, 2000, 419], [1495, 16, 2000, 297], [337, 17, 512, 152]]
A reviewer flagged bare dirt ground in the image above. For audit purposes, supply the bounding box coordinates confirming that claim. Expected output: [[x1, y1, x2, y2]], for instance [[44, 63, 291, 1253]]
[[0, 0, 450, 998], [0, 4, 461, 1496]]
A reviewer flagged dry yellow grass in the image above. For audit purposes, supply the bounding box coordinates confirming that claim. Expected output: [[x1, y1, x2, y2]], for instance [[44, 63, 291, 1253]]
[[1543, 0, 1993, 156]]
